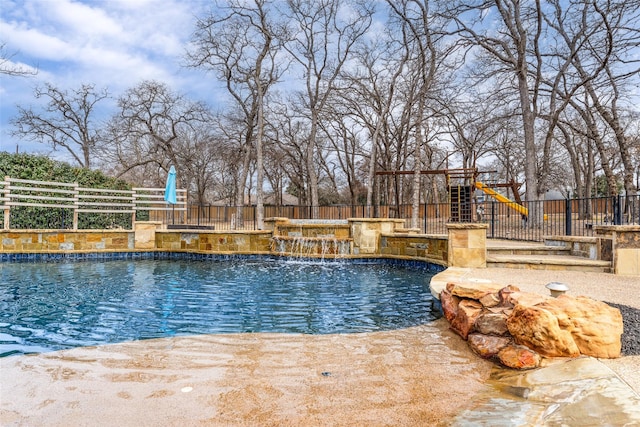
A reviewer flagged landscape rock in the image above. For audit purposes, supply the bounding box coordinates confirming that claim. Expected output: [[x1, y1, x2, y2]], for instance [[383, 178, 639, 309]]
[[438, 279, 623, 370], [508, 292, 548, 308], [506, 304, 580, 357], [468, 334, 511, 359], [475, 312, 509, 336], [498, 285, 520, 307], [450, 300, 483, 340], [440, 289, 460, 324], [497, 344, 541, 369], [536, 295, 623, 358], [447, 281, 505, 300], [479, 292, 501, 308]]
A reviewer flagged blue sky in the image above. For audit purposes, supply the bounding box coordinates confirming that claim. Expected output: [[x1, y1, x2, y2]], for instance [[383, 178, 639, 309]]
[[0, 0, 224, 158]]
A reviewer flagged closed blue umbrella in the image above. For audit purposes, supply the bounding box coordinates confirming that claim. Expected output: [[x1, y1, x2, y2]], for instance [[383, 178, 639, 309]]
[[164, 165, 177, 205]]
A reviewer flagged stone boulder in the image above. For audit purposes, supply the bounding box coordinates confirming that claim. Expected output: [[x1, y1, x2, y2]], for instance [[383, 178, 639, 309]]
[[440, 289, 460, 324], [536, 295, 623, 358], [450, 300, 483, 340], [468, 333, 511, 359], [497, 344, 541, 370], [475, 312, 509, 336], [435, 275, 624, 370], [446, 281, 506, 300], [506, 304, 580, 357]]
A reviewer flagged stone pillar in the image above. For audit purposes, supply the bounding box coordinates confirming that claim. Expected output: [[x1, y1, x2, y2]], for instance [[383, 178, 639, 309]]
[[447, 223, 488, 268], [134, 221, 163, 249], [348, 218, 405, 254], [593, 225, 640, 276], [263, 217, 290, 236]]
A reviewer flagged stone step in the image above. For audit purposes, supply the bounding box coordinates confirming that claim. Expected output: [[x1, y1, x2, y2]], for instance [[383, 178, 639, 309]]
[[487, 254, 612, 273], [487, 246, 571, 256]]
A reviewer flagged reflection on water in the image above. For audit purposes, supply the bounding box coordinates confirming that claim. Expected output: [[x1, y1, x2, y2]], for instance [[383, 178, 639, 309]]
[[0, 259, 439, 356]]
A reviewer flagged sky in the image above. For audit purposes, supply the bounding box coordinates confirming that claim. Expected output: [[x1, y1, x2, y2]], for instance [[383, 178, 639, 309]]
[[0, 0, 222, 159]]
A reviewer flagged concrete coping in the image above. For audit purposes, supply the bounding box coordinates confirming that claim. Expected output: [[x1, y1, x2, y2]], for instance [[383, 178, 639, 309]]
[[1, 229, 130, 233], [278, 223, 350, 229], [446, 223, 489, 230], [156, 229, 272, 235], [347, 218, 406, 224], [543, 235, 601, 243], [381, 232, 446, 239], [593, 225, 640, 232]]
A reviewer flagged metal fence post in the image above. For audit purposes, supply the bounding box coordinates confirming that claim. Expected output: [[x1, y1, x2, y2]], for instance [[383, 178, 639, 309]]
[[565, 198, 572, 236], [424, 202, 428, 233], [614, 195, 622, 225], [490, 201, 495, 239]]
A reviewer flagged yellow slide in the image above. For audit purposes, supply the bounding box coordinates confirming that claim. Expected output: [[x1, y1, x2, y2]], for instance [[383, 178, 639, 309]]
[[474, 181, 546, 219]]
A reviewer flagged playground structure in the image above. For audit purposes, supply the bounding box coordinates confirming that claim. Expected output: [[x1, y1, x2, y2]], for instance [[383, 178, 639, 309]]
[[375, 166, 536, 223]]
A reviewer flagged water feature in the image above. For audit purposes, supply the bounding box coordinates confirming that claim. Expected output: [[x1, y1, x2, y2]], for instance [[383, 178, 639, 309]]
[[271, 236, 352, 258], [270, 219, 353, 257], [0, 257, 440, 357]]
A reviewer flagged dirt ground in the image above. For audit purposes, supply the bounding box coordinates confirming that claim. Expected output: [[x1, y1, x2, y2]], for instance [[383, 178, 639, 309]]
[[0, 320, 494, 427]]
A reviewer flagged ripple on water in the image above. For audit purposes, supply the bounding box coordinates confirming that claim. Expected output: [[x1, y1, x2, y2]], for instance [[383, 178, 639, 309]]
[[1, 259, 441, 356]]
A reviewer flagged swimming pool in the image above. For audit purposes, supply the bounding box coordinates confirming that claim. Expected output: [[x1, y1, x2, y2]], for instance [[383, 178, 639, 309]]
[[0, 257, 441, 357]]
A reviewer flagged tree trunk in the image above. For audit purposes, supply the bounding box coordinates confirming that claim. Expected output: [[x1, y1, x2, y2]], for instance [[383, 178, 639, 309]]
[[307, 115, 320, 219], [517, 72, 541, 226], [256, 92, 265, 230]]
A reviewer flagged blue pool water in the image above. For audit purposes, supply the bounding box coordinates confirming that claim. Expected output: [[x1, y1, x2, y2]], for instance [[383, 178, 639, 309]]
[[0, 258, 440, 357]]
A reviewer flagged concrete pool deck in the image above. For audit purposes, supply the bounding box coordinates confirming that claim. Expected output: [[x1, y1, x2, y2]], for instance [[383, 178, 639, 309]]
[[1, 268, 639, 426]]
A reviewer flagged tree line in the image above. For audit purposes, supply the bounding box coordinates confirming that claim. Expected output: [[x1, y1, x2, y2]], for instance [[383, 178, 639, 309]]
[[7, 0, 640, 229]]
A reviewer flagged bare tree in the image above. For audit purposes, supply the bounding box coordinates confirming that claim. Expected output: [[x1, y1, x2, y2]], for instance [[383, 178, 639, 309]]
[[445, 0, 547, 225], [11, 83, 107, 168], [187, 0, 286, 228], [105, 80, 211, 187], [283, 0, 374, 218], [338, 23, 411, 216], [0, 41, 37, 77], [386, 0, 457, 228]]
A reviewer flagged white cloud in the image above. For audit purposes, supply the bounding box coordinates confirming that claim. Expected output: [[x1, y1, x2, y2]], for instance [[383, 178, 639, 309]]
[[0, 0, 218, 158]]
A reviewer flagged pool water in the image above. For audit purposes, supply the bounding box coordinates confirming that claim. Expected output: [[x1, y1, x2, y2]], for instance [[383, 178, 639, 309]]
[[0, 258, 440, 357]]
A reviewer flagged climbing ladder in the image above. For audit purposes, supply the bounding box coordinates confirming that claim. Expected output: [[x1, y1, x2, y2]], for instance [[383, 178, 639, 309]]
[[450, 185, 473, 222]]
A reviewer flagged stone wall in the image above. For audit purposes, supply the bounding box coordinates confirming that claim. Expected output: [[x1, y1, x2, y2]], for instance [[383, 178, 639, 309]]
[[447, 223, 488, 268], [594, 225, 640, 276], [544, 235, 613, 261], [0, 231, 133, 252], [275, 224, 351, 239], [439, 280, 623, 369], [380, 233, 447, 265], [349, 218, 406, 254], [155, 231, 272, 253]]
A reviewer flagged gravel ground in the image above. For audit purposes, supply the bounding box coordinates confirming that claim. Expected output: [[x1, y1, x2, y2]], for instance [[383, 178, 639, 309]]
[[606, 302, 640, 356]]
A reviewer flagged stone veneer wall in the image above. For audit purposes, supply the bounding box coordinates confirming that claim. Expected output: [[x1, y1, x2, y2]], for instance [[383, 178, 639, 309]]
[[380, 233, 447, 266], [0, 230, 273, 254], [349, 218, 406, 254], [0, 230, 134, 252], [275, 224, 351, 239], [544, 236, 613, 261], [447, 223, 488, 268], [155, 230, 273, 253], [594, 225, 640, 276]]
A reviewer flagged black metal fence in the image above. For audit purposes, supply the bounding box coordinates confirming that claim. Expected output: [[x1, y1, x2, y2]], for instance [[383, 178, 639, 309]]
[[6, 193, 638, 242], [159, 194, 639, 242]]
